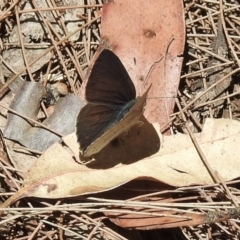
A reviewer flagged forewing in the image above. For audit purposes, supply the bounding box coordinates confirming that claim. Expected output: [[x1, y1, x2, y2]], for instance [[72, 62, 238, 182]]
[[86, 49, 136, 105]]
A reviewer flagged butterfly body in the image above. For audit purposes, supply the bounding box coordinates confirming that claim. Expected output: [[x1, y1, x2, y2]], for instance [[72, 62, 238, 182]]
[[76, 49, 150, 157]]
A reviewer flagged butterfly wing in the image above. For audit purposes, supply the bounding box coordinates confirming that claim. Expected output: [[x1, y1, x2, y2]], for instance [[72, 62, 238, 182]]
[[85, 49, 136, 105], [76, 101, 136, 154]]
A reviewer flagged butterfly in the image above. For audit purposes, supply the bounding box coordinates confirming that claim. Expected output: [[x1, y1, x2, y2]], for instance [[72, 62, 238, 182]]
[[76, 49, 150, 157]]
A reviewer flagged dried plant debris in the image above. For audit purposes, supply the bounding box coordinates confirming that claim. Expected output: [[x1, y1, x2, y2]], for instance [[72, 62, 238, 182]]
[[1, 0, 87, 77], [0, 0, 101, 97], [1, 0, 240, 240], [182, 0, 240, 124], [196, 17, 232, 109], [0, 0, 102, 152], [4, 81, 84, 152], [2, 49, 51, 78]]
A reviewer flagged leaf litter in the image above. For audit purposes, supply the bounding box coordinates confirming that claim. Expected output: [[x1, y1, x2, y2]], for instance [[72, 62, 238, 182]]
[[0, 0, 240, 239]]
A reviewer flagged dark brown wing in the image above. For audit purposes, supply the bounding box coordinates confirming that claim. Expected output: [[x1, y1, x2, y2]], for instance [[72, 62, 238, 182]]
[[76, 100, 136, 152], [86, 49, 136, 105]]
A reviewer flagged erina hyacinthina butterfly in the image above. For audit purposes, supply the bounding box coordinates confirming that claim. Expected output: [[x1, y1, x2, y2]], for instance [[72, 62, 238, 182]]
[[76, 49, 150, 158]]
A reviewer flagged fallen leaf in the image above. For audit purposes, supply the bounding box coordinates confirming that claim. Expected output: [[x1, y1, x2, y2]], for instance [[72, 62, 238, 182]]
[[80, 0, 185, 127], [107, 206, 238, 229], [2, 118, 240, 208], [4, 81, 84, 152]]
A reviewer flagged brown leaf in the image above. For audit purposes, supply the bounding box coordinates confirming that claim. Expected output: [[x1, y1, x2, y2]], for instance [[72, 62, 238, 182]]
[[106, 198, 240, 229], [80, 0, 185, 126], [107, 209, 207, 229]]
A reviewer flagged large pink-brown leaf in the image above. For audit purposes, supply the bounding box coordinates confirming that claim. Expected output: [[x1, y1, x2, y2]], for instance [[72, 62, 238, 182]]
[[81, 0, 185, 126]]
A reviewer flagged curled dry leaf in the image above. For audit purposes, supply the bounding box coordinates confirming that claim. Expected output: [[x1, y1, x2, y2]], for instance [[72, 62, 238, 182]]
[[2, 118, 240, 208], [4, 81, 84, 152]]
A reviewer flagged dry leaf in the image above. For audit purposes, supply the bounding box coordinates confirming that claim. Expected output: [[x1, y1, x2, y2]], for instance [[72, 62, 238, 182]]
[[4, 81, 84, 151], [80, 0, 185, 127], [107, 206, 238, 229], [2, 118, 240, 208]]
